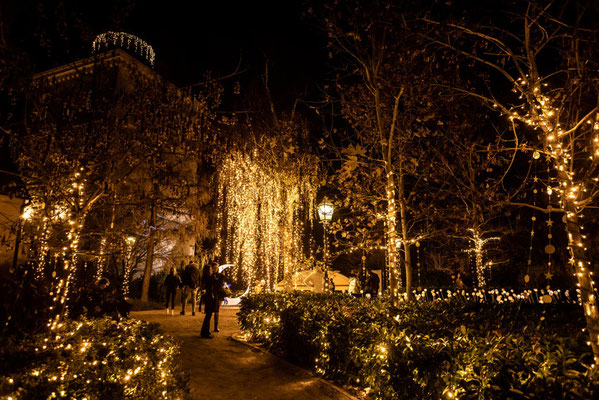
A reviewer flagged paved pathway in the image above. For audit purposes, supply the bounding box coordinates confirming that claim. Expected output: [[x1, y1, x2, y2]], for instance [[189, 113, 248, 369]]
[[133, 307, 357, 400]]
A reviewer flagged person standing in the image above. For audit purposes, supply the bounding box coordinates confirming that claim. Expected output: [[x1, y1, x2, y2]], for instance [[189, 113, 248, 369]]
[[210, 262, 226, 332], [365, 270, 380, 298], [180, 260, 200, 316], [164, 267, 181, 315], [348, 270, 361, 297], [200, 263, 218, 338], [304, 267, 325, 293]]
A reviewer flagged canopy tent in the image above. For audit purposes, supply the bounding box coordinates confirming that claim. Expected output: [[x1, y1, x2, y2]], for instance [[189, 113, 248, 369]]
[[275, 269, 350, 293]]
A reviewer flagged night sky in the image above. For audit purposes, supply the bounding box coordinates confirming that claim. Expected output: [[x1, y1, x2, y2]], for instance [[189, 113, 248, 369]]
[[0, 0, 328, 181], [5, 0, 328, 99], [128, 1, 327, 90]]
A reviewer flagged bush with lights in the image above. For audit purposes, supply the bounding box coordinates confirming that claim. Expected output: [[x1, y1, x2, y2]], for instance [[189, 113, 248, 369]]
[[238, 292, 599, 399], [0, 318, 189, 399]]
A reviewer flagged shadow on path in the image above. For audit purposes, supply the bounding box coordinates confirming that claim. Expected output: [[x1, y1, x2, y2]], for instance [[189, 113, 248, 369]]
[[133, 307, 356, 400]]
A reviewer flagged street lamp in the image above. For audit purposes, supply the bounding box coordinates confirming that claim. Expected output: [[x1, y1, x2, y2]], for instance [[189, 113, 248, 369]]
[[317, 198, 334, 292]]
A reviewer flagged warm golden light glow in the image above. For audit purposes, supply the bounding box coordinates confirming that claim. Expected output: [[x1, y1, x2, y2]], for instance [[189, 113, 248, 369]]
[[215, 150, 317, 290]]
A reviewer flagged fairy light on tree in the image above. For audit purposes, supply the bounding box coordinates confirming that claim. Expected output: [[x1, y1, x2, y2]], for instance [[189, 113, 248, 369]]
[[425, 1, 599, 361], [122, 236, 137, 297], [12, 32, 220, 319], [464, 228, 500, 288], [313, 1, 451, 305], [215, 148, 317, 291]]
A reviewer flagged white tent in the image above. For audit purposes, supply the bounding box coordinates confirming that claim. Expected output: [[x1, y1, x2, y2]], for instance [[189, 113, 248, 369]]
[[275, 269, 351, 293]]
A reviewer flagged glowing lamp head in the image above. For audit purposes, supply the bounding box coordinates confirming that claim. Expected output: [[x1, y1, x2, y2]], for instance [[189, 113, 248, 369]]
[[126, 236, 136, 244], [22, 205, 34, 220], [317, 198, 334, 223]]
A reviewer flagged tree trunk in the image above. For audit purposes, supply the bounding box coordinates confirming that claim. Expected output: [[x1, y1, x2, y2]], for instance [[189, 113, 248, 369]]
[[386, 170, 400, 306], [558, 171, 599, 362], [399, 203, 413, 301], [398, 168, 413, 301], [141, 203, 156, 302], [96, 192, 117, 280], [471, 228, 486, 288], [50, 213, 85, 328], [11, 216, 23, 273]]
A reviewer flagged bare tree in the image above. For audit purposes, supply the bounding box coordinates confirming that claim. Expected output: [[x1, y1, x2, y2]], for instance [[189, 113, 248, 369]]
[[425, 0, 599, 361]]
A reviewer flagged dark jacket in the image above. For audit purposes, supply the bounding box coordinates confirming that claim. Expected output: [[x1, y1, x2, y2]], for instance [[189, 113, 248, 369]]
[[213, 272, 226, 301], [367, 273, 380, 293], [181, 263, 200, 288], [203, 273, 223, 313], [164, 274, 181, 291]]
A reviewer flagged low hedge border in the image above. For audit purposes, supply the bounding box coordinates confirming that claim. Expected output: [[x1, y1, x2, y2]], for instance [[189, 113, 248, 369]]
[[238, 292, 599, 400], [0, 318, 189, 399]]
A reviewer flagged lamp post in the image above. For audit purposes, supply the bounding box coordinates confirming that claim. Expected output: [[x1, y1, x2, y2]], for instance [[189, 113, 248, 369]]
[[317, 198, 334, 292], [12, 201, 31, 273]]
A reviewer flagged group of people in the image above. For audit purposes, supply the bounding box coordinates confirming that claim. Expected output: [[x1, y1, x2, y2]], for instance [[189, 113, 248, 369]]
[[164, 260, 227, 339], [348, 269, 380, 297], [302, 267, 380, 297]]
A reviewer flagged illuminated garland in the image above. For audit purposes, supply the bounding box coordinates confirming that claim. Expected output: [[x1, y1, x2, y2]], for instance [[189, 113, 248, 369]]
[[385, 171, 400, 303], [92, 32, 156, 67], [95, 237, 108, 281]]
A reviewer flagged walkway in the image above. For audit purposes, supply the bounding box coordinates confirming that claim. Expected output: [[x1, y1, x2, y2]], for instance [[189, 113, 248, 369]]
[[133, 307, 357, 400]]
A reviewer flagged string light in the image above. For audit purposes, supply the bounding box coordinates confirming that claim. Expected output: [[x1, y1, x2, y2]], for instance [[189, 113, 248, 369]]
[[122, 236, 137, 297], [506, 74, 599, 359], [92, 32, 155, 67], [463, 228, 500, 288], [385, 171, 400, 304], [215, 150, 317, 290]]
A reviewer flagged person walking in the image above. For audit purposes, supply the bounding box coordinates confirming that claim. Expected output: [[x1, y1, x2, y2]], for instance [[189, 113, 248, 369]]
[[180, 260, 200, 316], [200, 262, 218, 338], [164, 267, 181, 315]]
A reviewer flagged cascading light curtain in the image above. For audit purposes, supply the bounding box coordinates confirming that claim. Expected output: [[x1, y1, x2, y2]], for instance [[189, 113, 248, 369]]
[[215, 150, 316, 290]]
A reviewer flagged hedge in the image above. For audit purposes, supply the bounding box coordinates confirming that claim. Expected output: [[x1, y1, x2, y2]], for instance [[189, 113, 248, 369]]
[[238, 292, 599, 399], [0, 318, 189, 399]]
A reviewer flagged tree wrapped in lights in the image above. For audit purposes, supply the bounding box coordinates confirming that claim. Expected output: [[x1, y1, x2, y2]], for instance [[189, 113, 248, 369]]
[[215, 111, 318, 290], [312, 0, 463, 303], [12, 49, 219, 320], [463, 228, 500, 288], [425, 0, 599, 361]]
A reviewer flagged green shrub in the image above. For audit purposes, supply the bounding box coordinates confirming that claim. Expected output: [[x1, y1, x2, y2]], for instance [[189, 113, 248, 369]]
[[129, 271, 168, 303], [0, 318, 189, 399], [238, 292, 599, 400]]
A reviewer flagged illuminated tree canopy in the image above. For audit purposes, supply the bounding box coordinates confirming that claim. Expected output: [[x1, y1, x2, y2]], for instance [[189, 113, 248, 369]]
[[215, 124, 318, 290]]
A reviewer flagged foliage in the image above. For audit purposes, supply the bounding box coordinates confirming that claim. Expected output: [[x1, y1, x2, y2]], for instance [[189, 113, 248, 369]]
[[239, 292, 598, 399], [214, 76, 319, 290], [0, 267, 52, 335], [129, 270, 168, 305], [311, 0, 443, 299], [0, 317, 189, 399]]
